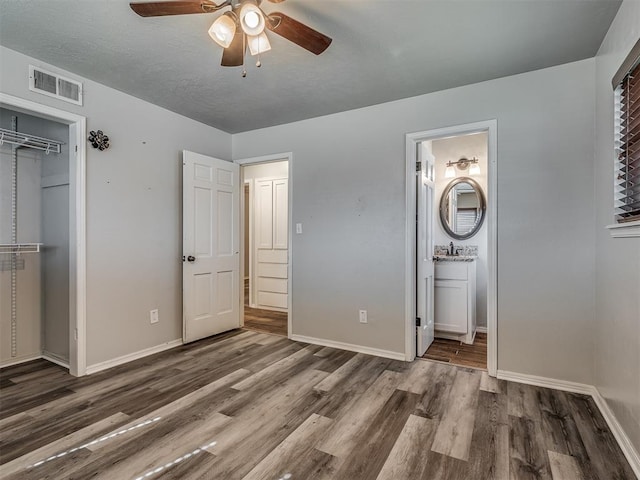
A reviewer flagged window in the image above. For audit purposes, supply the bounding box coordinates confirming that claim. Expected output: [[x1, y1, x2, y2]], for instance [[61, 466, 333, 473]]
[[613, 41, 640, 225]]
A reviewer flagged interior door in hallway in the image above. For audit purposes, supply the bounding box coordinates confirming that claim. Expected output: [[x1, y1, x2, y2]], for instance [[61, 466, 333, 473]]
[[255, 178, 288, 311], [182, 150, 240, 343], [417, 145, 435, 356]]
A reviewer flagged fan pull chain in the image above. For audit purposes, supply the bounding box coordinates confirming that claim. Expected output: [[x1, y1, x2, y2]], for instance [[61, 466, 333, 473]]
[[242, 33, 247, 77]]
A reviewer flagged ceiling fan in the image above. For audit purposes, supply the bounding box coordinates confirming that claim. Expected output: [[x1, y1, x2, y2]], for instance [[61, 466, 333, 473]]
[[130, 0, 332, 72]]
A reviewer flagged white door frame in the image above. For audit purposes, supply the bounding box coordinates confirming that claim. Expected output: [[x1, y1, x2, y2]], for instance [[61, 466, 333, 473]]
[[234, 152, 293, 338], [405, 120, 497, 376], [0, 92, 87, 376]]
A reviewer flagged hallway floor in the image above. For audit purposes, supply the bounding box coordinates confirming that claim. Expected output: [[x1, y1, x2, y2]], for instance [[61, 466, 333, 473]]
[[423, 332, 487, 369]]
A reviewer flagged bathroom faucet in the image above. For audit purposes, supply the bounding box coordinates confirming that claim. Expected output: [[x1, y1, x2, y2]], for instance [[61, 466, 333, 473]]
[[449, 242, 454, 256]]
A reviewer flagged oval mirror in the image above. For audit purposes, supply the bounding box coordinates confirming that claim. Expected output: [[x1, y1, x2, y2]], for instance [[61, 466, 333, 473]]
[[439, 177, 486, 240]]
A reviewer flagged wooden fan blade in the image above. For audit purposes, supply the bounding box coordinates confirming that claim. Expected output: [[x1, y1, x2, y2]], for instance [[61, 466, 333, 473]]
[[130, 1, 216, 17], [221, 31, 244, 67], [266, 12, 331, 55]]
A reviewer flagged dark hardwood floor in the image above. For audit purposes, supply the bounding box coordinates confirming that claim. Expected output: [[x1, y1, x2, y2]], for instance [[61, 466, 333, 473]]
[[424, 332, 487, 369], [0, 330, 635, 479]]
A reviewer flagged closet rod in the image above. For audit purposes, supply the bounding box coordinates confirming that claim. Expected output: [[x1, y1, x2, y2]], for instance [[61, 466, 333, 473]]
[[0, 127, 63, 154]]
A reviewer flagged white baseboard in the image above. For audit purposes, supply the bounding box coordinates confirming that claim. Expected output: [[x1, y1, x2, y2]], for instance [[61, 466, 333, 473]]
[[497, 369, 594, 395], [592, 388, 640, 479], [290, 334, 406, 361], [0, 353, 41, 369], [1, 351, 69, 370], [497, 369, 640, 477], [476, 326, 487, 333], [85, 339, 183, 375], [42, 351, 70, 369]]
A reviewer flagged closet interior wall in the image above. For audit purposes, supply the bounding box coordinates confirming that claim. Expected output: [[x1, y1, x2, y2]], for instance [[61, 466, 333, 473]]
[[0, 108, 70, 366]]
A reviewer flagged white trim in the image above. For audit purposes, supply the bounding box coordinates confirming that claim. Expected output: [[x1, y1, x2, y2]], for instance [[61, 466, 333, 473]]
[[235, 152, 293, 339], [476, 326, 487, 334], [0, 352, 69, 369], [592, 388, 640, 478], [405, 120, 498, 376], [606, 220, 640, 238], [497, 369, 593, 395], [85, 339, 182, 375], [0, 92, 87, 377], [498, 369, 640, 478], [290, 334, 406, 361], [235, 152, 292, 166], [42, 351, 70, 369], [0, 353, 42, 369]]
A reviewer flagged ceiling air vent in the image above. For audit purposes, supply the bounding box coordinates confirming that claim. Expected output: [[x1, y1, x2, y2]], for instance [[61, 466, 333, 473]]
[[29, 65, 83, 106]]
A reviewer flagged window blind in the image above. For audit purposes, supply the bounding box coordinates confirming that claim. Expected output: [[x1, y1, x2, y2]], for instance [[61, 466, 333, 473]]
[[614, 60, 640, 223]]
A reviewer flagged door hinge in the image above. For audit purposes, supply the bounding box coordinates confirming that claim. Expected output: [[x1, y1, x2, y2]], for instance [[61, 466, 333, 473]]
[[416, 317, 421, 327], [416, 161, 422, 172], [75, 145, 78, 153]]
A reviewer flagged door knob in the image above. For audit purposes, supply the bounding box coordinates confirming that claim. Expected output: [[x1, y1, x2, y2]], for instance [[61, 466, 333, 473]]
[[187, 255, 196, 262]]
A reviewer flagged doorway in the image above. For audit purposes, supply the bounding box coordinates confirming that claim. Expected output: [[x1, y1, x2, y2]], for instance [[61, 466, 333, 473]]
[[236, 154, 292, 338], [405, 120, 497, 376], [0, 93, 87, 376]]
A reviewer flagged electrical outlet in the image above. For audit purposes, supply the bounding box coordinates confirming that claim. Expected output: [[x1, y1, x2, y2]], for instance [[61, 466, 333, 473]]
[[150, 309, 159, 324], [359, 309, 367, 323]]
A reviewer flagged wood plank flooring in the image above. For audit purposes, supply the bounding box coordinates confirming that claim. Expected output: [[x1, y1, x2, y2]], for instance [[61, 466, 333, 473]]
[[244, 278, 288, 336], [244, 307, 288, 336], [0, 330, 635, 480], [423, 332, 487, 369]]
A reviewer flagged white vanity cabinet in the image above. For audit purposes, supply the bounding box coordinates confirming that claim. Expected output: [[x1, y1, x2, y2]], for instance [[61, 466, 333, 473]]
[[434, 259, 476, 344]]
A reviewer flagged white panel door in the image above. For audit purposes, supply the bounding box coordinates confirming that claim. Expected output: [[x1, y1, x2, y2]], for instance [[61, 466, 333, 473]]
[[417, 147, 435, 356], [273, 179, 288, 249], [183, 151, 239, 343], [256, 181, 273, 250]]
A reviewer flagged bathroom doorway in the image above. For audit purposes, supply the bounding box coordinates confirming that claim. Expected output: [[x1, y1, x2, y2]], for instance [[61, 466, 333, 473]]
[[238, 155, 291, 337], [405, 121, 497, 375]]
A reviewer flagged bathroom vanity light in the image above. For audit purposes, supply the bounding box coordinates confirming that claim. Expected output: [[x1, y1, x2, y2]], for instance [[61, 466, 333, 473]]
[[445, 157, 480, 177]]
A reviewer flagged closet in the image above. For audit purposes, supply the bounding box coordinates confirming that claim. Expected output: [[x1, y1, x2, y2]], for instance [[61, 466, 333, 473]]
[[0, 108, 70, 367]]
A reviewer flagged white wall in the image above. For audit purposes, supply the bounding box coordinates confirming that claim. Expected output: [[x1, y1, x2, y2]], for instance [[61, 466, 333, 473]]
[[41, 122, 71, 363], [0, 46, 232, 367], [431, 132, 488, 328], [233, 58, 597, 383], [594, 0, 640, 457]]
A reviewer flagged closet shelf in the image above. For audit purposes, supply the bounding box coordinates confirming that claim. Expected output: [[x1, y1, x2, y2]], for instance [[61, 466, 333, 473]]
[[0, 243, 43, 254], [0, 128, 63, 154]]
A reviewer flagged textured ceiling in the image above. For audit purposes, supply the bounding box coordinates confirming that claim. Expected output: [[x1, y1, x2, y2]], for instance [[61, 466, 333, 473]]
[[0, 0, 621, 133]]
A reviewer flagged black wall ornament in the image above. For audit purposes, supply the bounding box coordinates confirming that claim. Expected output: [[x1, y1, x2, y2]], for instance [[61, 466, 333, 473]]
[[88, 130, 110, 150]]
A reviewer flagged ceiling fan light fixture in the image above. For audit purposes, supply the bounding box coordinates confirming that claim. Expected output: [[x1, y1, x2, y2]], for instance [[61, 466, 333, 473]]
[[239, 1, 265, 36], [208, 12, 237, 48], [248, 32, 271, 55]]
